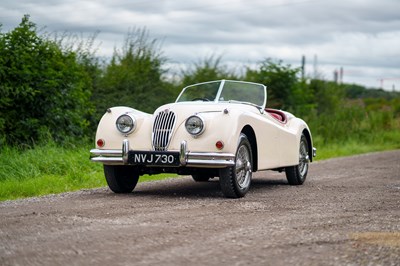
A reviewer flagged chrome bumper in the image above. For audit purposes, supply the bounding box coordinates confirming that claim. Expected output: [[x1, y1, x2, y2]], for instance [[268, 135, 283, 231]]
[[312, 147, 317, 158], [90, 140, 235, 168]]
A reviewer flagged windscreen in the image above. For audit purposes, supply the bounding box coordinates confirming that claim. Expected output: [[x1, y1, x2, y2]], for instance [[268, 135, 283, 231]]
[[176, 80, 266, 107], [176, 81, 221, 102], [219, 81, 265, 107]]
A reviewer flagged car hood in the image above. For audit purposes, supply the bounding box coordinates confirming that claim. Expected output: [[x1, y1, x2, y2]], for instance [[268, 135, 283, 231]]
[[153, 101, 260, 117], [155, 102, 226, 114]]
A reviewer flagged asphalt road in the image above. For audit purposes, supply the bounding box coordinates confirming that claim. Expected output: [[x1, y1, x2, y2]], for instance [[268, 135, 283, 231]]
[[1, 150, 399, 265]]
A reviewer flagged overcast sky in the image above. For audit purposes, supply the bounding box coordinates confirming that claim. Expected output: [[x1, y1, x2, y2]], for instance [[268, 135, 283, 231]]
[[1, 0, 400, 90]]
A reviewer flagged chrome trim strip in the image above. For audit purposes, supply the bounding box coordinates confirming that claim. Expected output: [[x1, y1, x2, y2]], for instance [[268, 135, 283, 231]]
[[90, 149, 123, 165], [90, 149, 122, 157], [312, 147, 317, 157], [185, 151, 235, 168], [188, 152, 236, 160], [90, 141, 235, 168], [186, 159, 235, 167], [122, 139, 129, 164], [90, 157, 123, 164], [180, 140, 188, 166]]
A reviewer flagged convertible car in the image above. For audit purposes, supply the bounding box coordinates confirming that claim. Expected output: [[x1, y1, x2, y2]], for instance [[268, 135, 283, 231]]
[[90, 80, 316, 198]]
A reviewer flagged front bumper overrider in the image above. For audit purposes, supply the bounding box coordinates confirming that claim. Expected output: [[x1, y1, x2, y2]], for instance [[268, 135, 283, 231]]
[[90, 139, 235, 168]]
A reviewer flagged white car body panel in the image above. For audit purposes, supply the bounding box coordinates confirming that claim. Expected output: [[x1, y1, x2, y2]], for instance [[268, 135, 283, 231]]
[[91, 80, 314, 173]]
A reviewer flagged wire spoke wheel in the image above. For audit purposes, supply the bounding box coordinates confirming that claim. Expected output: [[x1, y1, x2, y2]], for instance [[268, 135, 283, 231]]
[[298, 138, 309, 178], [235, 145, 252, 189], [219, 134, 253, 198], [285, 134, 309, 185]]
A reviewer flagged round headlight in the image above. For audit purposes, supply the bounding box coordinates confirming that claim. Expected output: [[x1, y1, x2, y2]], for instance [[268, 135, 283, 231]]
[[116, 114, 136, 134], [185, 115, 205, 136]]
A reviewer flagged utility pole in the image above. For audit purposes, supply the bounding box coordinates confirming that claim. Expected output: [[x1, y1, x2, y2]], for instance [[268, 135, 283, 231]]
[[377, 78, 400, 89], [339, 67, 343, 84], [333, 69, 338, 83], [313, 55, 318, 80]]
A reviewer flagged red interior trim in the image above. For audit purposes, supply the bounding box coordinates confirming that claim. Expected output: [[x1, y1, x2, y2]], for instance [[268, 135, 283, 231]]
[[265, 108, 287, 123]]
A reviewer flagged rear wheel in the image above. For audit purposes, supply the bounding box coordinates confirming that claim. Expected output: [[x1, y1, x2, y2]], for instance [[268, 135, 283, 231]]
[[285, 134, 309, 185], [104, 165, 139, 193], [219, 134, 253, 198]]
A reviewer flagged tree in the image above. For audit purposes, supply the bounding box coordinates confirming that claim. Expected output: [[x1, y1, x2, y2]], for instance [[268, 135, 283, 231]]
[[92, 28, 174, 119], [0, 15, 94, 146], [308, 80, 344, 115], [245, 59, 300, 109], [180, 54, 239, 86]]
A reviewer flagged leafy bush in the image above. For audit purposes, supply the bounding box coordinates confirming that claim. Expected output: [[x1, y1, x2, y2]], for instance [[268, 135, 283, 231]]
[[91, 28, 174, 120], [245, 58, 300, 109], [180, 54, 239, 85], [0, 15, 93, 146], [1, 14, 399, 151]]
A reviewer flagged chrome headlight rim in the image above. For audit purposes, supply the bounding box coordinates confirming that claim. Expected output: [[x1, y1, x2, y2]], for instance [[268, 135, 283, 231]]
[[116, 113, 136, 135], [185, 115, 205, 136]]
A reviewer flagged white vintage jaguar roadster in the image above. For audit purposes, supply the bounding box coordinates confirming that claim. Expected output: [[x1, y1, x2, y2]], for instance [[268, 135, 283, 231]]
[[90, 80, 316, 198]]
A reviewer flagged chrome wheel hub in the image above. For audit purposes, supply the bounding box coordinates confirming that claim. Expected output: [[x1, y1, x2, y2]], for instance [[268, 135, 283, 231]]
[[235, 145, 252, 189], [298, 140, 309, 178]]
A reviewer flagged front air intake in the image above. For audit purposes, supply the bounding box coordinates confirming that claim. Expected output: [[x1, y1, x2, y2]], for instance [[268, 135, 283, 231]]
[[152, 110, 176, 151]]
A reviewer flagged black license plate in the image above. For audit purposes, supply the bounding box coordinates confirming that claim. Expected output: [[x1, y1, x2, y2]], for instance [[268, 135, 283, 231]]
[[128, 151, 180, 166]]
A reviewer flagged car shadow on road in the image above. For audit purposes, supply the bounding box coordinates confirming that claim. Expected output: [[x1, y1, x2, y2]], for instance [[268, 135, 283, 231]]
[[104, 176, 289, 199]]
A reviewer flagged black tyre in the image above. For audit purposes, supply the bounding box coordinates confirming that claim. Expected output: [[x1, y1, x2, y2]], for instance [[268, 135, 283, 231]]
[[285, 134, 309, 185], [192, 175, 211, 182], [104, 165, 139, 193], [219, 133, 253, 198]]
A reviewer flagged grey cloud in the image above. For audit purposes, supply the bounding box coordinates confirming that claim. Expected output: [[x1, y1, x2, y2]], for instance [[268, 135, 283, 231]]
[[1, 0, 399, 89]]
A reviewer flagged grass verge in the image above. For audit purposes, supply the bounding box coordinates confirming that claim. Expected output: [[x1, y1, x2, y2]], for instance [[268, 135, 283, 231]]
[[0, 143, 176, 201], [313, 129, 400, 160]]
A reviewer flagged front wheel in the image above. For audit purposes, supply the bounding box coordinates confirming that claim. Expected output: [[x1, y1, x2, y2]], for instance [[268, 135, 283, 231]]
[[104, 165, 139, 193], [285, 134, 309, 185], [219, 134, 253, 198]]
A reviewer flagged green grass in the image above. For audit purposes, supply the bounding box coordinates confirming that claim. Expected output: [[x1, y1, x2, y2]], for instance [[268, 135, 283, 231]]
[[1, 127, 399, 202], [0, 143, 176, 201], [313, 128, 400, 160]]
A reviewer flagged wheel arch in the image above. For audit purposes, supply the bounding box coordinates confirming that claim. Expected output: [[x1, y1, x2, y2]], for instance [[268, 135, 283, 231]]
[[302, 129, 313, 162], [241, 125, 258, 171]]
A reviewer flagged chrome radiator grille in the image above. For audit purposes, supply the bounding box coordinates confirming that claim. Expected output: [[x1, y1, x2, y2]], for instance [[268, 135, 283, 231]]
[[152, 110, 176, 151]]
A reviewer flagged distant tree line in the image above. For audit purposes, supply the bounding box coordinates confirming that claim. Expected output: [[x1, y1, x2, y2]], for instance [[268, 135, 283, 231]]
[[1, 15, 399, 147]]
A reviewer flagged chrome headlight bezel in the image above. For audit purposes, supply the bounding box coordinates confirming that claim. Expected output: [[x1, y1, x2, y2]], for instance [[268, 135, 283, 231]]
[[185, 115, 205, 136], [116, 113, 136, 135]]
